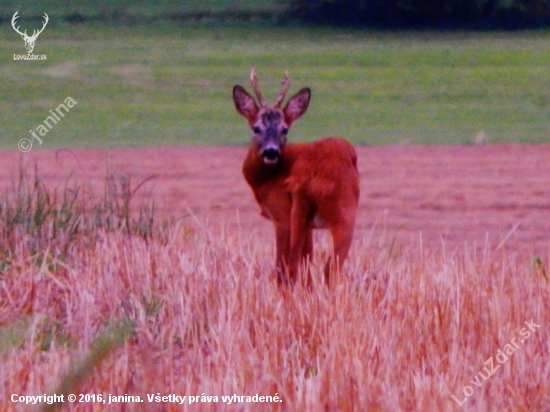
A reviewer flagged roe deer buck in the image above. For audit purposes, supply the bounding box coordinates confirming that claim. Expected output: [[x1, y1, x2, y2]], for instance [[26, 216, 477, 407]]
[[233, 68, 360, 286]]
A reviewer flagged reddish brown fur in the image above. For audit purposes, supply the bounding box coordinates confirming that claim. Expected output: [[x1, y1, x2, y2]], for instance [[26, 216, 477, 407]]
[[234, 70, 360, 286]]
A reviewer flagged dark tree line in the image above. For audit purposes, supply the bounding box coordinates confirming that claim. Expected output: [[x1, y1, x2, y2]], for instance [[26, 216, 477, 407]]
[[285, 0, 550, 28]]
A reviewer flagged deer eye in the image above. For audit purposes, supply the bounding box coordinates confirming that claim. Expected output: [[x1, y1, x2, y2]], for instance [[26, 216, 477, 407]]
[[253, 126, 261, 134], [282, 127, 289, 135]]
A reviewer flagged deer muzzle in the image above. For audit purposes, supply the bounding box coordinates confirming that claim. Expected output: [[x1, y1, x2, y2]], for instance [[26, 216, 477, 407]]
[[261, 147, 280, 164]]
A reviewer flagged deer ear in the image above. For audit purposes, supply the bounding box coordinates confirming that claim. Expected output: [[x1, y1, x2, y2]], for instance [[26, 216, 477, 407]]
[[233, 86, 259, 125], [284, 88, 311, 125]]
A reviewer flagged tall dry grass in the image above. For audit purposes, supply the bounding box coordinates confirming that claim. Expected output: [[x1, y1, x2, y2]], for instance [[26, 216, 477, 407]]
[[0, 167, 549, 412]]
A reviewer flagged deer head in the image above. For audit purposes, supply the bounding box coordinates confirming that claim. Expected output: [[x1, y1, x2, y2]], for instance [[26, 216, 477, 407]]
[[12, 11, 49, 54], [233, 68, 311, 165]]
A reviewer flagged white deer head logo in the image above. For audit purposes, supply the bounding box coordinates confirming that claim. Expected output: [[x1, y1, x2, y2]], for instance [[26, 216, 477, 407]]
[[11, 10, 49, 54]]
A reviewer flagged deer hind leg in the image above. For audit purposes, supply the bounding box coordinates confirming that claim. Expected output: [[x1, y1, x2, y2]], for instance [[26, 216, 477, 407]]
[[324, 219, 355, 286]]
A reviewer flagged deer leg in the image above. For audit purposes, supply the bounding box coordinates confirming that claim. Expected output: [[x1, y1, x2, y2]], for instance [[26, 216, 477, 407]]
[[274, 223, 291, 286], [288, 195, 310, 284], [324, 220, 355, 286], [301, 229, 313, 288], [302, 229, 313, 258]]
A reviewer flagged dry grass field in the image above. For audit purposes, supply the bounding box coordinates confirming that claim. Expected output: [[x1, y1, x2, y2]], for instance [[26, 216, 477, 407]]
[[1, 145, 549, 411]]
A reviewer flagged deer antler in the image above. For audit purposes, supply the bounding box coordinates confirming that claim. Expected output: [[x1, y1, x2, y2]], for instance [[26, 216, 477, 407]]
[[11, 11, 27, 37], [33, 13, 49, 38], [250, 67, 267, 107], [274, 71, 290, 108], [11, 11, 48, 39]]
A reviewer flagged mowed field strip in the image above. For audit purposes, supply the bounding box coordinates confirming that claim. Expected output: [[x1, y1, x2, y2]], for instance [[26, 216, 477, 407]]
[[2, 143, 549, 254]]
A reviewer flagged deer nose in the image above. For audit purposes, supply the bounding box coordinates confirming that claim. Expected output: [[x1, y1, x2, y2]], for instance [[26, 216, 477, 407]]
[[261, 148, 280, 164]]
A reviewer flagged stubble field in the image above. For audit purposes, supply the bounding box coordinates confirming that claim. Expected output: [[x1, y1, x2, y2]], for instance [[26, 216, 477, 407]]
[[0, 144, 549, 411]]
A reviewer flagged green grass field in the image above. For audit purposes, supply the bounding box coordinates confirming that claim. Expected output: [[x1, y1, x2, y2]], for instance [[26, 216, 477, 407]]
[[1, 25, 550, 150], [0, 0, 279, 17]]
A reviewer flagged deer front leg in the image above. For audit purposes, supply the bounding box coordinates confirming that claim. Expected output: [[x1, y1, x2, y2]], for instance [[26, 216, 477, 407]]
[[302, 229, 312, 261], [302, 229, 313, 288], [288, 194, 311, 284], [274, 222, 291, 285]]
